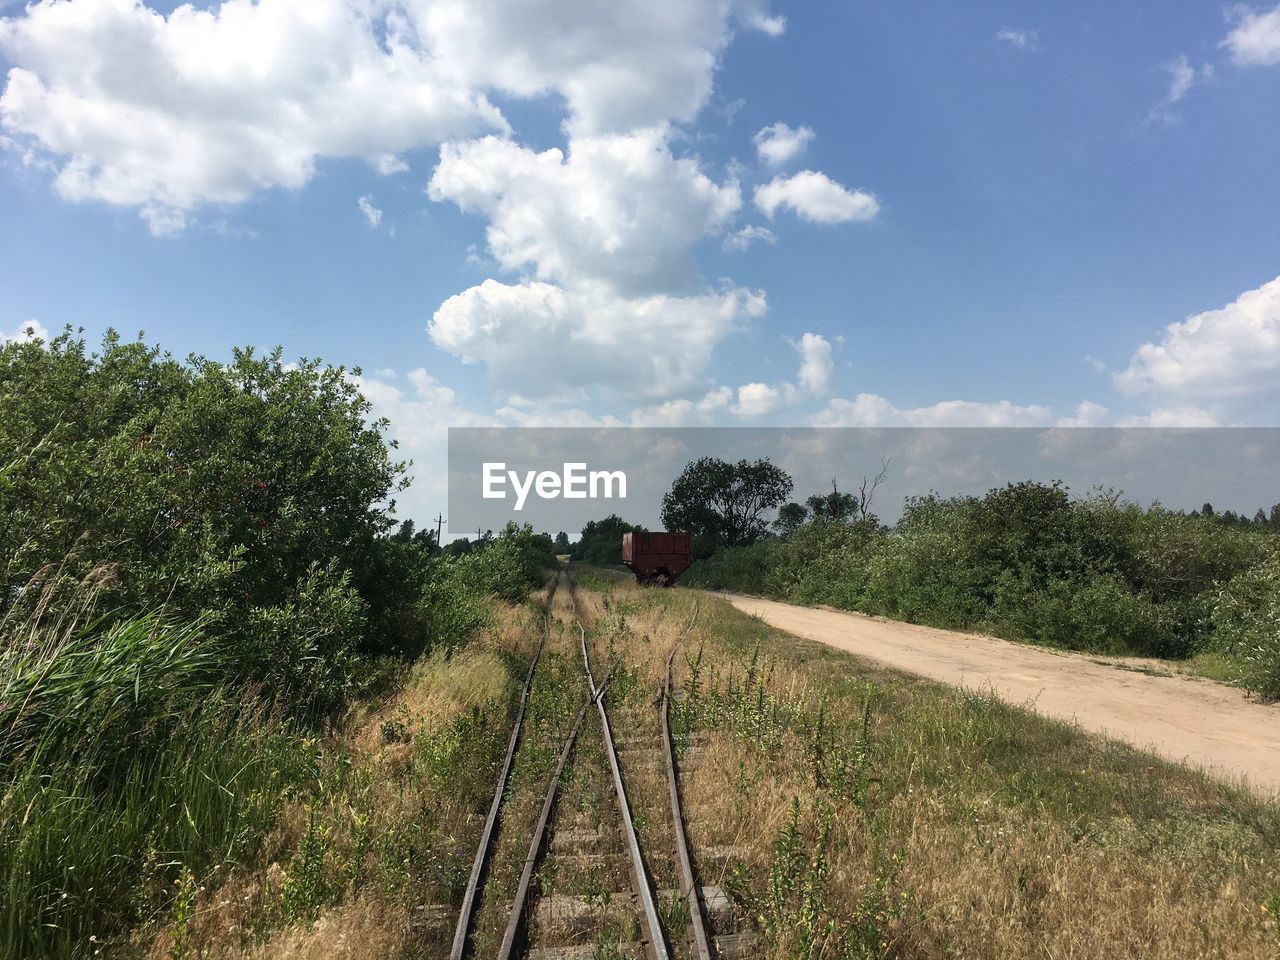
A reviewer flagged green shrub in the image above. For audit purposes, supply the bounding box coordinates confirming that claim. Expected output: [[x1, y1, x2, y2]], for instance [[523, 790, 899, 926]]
[[241, 561, 365, 716], [0, 332, 409, 715], [452, 524, 553, 604], [418, 560, 493, 653], [1213, 547, 1280, 698], [990, 572, 1168, 655], [685, 541, 780, 594], [690, 480, 1278, 661]]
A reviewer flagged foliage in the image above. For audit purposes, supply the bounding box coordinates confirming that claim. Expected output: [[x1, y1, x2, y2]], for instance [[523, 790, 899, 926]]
[[806, 485, 858, 522], [0, 671, 315, 957], [0, 331, 562, 959], [1214, 545, 1280, 698], [687, 480, 1278, 664], [661, 456, 793, 556], [0, 610, 220, 767], [0, 331, 406, 708], [774, 502, 810, 535], [571, 514, 644, 565], [0, 332, 555, 713], [456, 523, 555, 603]]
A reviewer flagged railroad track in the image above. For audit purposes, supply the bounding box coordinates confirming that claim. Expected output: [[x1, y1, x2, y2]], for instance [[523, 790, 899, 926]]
[[448, 577, 556, 960], [449, 572, 730, 960]]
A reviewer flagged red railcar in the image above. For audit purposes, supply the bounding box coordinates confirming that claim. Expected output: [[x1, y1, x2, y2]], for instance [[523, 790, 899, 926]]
[[622, 531, 692, 586]]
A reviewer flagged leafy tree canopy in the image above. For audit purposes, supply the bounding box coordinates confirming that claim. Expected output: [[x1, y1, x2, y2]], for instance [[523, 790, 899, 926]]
[[572, 514, 643, 565], [661, 456, 792, 554]]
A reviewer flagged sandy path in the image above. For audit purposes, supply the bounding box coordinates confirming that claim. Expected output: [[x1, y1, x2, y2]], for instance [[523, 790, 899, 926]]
[[721, 593, 1280, 795]]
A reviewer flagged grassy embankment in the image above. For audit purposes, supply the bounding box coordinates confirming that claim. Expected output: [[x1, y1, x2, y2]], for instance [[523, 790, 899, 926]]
[[570, 574, 1280, 959], [15, 570, 1275, 959]]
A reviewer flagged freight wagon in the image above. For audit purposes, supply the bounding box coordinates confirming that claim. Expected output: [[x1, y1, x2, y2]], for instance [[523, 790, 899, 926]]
[[621, 531, 693, 586]]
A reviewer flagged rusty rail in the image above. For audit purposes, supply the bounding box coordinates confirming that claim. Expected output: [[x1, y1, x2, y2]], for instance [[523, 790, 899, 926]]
[[448, 597, 550, 960], [662, 602, 712, 960], [496, 675, 608, 960], [575, 587, 671, 960]]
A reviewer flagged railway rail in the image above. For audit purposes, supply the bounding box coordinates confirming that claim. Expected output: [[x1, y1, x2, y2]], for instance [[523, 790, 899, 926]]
[[448, 577, 555, 960], [450, 572, 718, 960]]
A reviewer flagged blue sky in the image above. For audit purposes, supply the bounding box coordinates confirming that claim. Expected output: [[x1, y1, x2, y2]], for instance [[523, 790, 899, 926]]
[[2, 0, 1280, 522]]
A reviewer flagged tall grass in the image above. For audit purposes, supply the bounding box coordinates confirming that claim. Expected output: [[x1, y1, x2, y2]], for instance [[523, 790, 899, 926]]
[[0, 610, 315, 958], [1, 611, 220, 764]]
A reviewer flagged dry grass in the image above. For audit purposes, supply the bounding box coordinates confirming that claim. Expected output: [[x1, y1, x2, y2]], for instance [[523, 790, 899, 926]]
[[559, 574, 1280, 959], [144, 575, 1280, 959], [237, 897, 412, 960]]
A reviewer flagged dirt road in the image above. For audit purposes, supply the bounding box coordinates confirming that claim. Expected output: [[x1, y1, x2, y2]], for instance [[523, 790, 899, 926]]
[[722, 593, 1280, 794]]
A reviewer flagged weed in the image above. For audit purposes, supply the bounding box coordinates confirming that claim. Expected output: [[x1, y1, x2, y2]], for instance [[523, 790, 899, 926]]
[[280, 804, 330, 925], [167, 866, 199, 960]]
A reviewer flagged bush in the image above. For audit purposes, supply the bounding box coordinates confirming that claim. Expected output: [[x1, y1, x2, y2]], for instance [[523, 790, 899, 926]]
[[990, 572, 1168, 655], [684, 541, 780, 594], [241, 562, 366, 716], [0, 332, 562, 957], [1214, 547, 1280, 697], [690, 480, 1278, 661], [0, 331, 405, 715]]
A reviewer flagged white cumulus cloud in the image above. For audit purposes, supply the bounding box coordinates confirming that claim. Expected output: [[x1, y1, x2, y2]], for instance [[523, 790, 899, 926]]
[[754, 170, 879, 224], [792, 332, 833, 394], [723, 224, 776, 252], [1148, 55, 1213, 125], [1222, 3, 1280, 66], [1115, 274, 1280, 400], [812, 394, 1056, 427], [628, 386, 733, 426], [0, 0, 784, 230], [428, 131, 740, 294], [995, 27, 1038, 51], [357, 194, 382, 228], [1055, 401, 1110, 427], [355, 367, 500, 521], [752, 122, 814, 166], [1116, 406, 1218, 428], [428, 278, 766, 402], [0, 0, 508, 234], [415, 0, 784, 136], [732, 381, 791, 416]]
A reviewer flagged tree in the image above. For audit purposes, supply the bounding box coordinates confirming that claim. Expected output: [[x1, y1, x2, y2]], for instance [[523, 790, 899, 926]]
[[554, 531, 572, 554], [854, 458, 890, 522], [0, 330, 558, 709], [805, 479, 858, 521], [773, 502, 809, 536], [661, 456, 793, 554], [572, 515, 642, 565]]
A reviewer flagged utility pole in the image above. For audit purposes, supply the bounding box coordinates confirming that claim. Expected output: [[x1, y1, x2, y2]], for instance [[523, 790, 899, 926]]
[[434, 513, 445, 547]]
